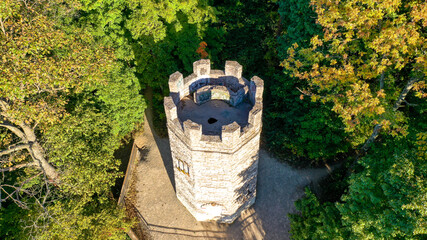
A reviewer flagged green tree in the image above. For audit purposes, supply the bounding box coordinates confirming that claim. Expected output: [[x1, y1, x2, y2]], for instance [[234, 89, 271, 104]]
[[290, 189, 348, 240], [204, 0, 279, 76], [286, 1, 427, 238], [290, 133, 427, 239], [336, 134, 427, 239], [32, 199, 134, 240], [70, 0, 215, 134], [0, 0, 113, 181], [265, 0, 350, 164]]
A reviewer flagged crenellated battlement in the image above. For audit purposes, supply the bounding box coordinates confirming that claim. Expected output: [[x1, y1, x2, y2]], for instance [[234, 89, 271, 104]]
[[164, 60, 263, 223], [164, 101, 262, 152], [168, 60, 255, 104], [164, 59, 263, 152]]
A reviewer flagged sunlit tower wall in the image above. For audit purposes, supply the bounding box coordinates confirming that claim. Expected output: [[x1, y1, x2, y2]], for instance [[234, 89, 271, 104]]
[[164, 59, 263, 223]]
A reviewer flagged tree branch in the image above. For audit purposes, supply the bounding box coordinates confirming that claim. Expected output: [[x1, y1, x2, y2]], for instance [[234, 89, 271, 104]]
[[0, 122, 27, 141], [1, 172, 43, 208], [379, 71, 384, 90], [0, 17, 6, 37], [403, 99, 418, 107], [393, 77, 420, 111], [361, 124, 382, 152], [0, 162, 37, 172], [0, 100, 28, 141], [1, 186, 30, 209], [296, 87, 328, 101], [1, 116, 59, 182], [0, 144, 30, 157], [0, 99, 9, 112], [361, 76, 422, 153], [345, 76, 425, 177]]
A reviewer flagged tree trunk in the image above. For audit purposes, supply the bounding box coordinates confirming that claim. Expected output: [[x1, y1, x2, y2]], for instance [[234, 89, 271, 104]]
[[392, 77, 419, 111], [361, 77, 419, 153], [347, 77, 421, 176], [1, 100, 60, 182], [20, 124, 60, 181]]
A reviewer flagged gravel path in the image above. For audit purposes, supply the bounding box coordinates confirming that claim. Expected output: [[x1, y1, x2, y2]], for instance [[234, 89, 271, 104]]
[[130, 114, 332, 240]]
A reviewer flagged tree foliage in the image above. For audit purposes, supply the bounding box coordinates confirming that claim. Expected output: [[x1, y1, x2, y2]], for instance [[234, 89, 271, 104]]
[[282, 0, 427, 147], [287, 1, 427, 238], [68, 0, 215, 134], [35, 199, 134, 240], [290, 189, 347, 240], [0, 0, 112, 127], [265, 0, 350, 164], [291, 134, 427, 239], [336, 134, 427, 239], [204, 0, 279, 75], [0, 0, 145, 238]]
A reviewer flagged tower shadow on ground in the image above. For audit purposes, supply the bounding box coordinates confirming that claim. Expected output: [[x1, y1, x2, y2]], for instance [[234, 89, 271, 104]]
[[144, 92, 176, 192]]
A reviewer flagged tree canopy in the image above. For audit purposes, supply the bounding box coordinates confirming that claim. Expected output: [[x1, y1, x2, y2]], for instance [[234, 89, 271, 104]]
[[283, 0, 427, 239], [282, 0, 426, 147], [1, 0, 144, 238], [1, 0, 426, 239], [290, 134, 427, 239]]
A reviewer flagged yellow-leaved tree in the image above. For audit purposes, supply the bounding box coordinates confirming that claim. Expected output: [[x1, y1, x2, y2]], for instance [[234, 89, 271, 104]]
[[282, 0, 426, 150], [0, 0, 144, 238]]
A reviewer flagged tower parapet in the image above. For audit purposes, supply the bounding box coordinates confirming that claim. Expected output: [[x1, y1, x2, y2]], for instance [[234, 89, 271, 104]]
[[164, 59, 263, 223]]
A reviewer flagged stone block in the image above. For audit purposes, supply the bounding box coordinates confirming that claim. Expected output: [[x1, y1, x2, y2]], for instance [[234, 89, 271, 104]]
[[183, 120, 202, 144], [250, 76, 264, 104], [225, 61, 243, 78], [164, 96, 177, 120], [193, 59, 211, 77], [169, 71, 183, 93], [221, 122, 240, 145]]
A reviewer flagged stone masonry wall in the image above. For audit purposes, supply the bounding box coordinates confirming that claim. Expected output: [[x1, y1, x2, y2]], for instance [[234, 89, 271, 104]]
[[164, 60, 263, 223]]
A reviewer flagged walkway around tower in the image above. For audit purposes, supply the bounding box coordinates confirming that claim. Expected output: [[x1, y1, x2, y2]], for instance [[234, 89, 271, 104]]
[[127, 110, 334, 240]]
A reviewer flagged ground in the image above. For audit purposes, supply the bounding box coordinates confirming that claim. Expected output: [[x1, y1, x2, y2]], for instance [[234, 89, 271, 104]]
[[129, 110, 334, 240]]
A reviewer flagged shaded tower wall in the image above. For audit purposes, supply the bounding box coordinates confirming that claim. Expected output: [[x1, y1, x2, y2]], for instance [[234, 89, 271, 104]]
[[164, 60, 263, 223]]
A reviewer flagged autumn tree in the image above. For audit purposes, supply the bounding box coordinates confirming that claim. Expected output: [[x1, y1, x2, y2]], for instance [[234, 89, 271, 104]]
[[0, 0, 113, 182], [0, 0, 144, 238], [263, 0, 350, 164], [282, 0, 427, 149], [284, 1, 427, 238]]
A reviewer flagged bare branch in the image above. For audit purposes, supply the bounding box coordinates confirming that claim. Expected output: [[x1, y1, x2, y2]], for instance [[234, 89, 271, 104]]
[[404, 99, 418, 106], [34, 85, 66, 94], [296, 87, 310, 96], [0, 172, 43, 208], [0, 99, 9, 112], [0, 162, 37, 172], [296, 87, 328, 101], [0, 144, 30, 157], [361, 124, 382, 152], [393, 77, 420, 111], [0, 186, 29, 209], [0, 17, 7, 37], [32, 121, 39, 130], [0, 122, 27, 141]]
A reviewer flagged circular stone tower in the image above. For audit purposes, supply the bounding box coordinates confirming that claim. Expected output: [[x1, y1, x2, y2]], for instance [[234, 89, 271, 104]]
[[164, 59, 263, 223]]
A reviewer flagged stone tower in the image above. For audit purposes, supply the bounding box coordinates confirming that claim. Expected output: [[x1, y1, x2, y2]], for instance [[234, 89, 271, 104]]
[[164, 59, 263, 223]]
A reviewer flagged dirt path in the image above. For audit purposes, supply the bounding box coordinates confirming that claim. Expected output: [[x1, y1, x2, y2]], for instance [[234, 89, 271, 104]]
[[131, 108, 332, 240]]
